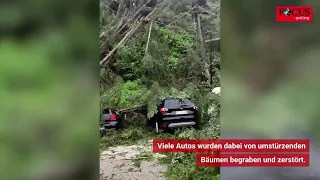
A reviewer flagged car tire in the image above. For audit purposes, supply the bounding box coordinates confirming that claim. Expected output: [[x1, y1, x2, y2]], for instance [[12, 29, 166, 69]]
[[147, 118, 153, 127], [100, 127, 106, 138], [116, 120, 124, 130], [193, 123, 200, 130], [164, 127, 174, 134]]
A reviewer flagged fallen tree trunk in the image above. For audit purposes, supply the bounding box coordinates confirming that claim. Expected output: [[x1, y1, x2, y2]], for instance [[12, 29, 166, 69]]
[[100, 7, 158, 67], [130, 0, 151, 19], [205, 38, 220, 52], [100, 22, 140, 67], [117, 104, 148, 115], [145, 21, 153, 54]]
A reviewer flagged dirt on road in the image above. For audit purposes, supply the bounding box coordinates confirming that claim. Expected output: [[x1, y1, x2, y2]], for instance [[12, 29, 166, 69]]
[[100, 140, 167, 180]]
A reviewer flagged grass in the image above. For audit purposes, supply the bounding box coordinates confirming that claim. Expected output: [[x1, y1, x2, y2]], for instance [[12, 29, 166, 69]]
[[100, 124, 179, 150], [158, 152, 220, 180], [100, 127, 149, 150]]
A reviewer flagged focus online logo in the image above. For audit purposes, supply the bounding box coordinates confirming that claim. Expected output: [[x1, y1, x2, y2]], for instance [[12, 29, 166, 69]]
[[276, 6, 312, 22]]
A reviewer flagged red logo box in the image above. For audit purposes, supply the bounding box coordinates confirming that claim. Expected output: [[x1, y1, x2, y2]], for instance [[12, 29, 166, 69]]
[[276, 6, 312, 22]]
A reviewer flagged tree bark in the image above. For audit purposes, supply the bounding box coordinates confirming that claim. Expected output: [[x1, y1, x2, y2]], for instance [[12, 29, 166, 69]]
[[116, 0, 126, 18], [196, 13, 210, 84], [100, 7, 158, 67], [145, 21, 153, 54], [196, 14, 203, 45], [100, 26, 137, 67]]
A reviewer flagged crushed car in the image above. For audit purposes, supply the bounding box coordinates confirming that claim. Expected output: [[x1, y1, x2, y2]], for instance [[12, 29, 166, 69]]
[[100, 108, 124, 137], [148, 98, 200, 132]]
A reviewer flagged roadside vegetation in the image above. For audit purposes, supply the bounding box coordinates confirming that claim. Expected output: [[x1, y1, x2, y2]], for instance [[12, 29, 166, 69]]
[[100, 0, 220, 179]]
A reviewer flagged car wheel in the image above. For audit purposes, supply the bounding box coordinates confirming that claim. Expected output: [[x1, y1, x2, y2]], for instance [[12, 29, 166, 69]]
[[193, 124, 200, 130], [100, 127, 106, 138], [164, 127, 174, 134], [116, 121, 124, 130], [147, 118, 153, 127]]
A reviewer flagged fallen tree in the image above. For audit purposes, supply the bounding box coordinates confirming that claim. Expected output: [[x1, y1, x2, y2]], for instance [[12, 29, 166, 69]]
[[100, 0, 158, 67]]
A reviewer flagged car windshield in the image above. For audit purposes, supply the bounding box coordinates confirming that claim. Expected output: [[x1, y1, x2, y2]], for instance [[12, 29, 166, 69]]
[[163, 99, 194, 109]]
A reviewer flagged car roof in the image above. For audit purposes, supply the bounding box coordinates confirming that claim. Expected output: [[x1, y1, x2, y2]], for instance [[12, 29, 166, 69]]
[[101, 108, 115, 114], [162, 97, 192, 101]]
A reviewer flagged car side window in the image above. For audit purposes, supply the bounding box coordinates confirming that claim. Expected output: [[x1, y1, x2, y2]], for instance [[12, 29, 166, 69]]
[[182, 99, 194, 106], [102, 109, 111, 120]]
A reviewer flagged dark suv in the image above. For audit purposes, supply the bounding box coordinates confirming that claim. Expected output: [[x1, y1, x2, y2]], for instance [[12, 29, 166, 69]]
[[100, 108, 123, 130], [149, 98, 200, 132]]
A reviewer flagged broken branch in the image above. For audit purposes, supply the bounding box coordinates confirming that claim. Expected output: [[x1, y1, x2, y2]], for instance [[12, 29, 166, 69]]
[[145, 21, 153, 54], [100, 7, 158, 67]]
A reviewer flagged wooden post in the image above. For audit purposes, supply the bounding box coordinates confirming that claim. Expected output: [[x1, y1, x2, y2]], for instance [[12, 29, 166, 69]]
[[209, 41, 213, 87], [196, 14, 203, 45], [205, 37, 220, 87]]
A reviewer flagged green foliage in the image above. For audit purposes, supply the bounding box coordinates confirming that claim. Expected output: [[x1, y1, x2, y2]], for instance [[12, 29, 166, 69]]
[[119, 80, 149, 107], [159, 153, 220, 180], [100, 128, 146, 149], [101, 80, 151, 109], [159, 27, 193, 71], [113, 25, 196, 84], [114, 44, 145, 80], [100, 0, 221, 179]]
